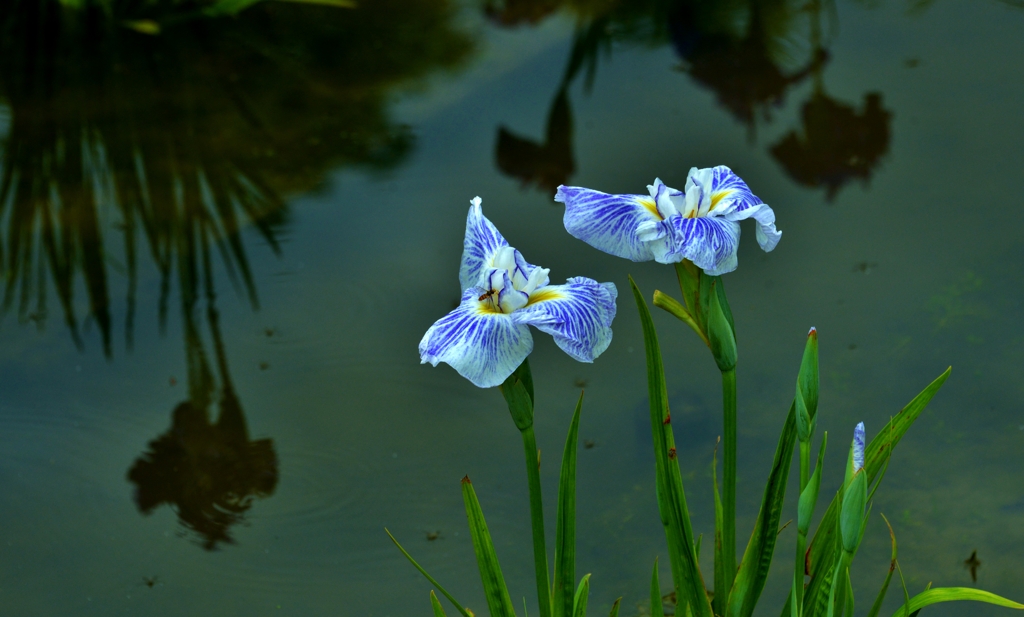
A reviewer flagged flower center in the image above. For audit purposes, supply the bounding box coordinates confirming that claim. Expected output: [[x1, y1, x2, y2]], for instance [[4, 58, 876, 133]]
[[477, 246, 550, 314]]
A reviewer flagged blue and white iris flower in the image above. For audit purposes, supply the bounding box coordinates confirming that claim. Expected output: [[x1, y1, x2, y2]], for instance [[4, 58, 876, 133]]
[[419, 197, 618, 388], [555, 165, 781, 275]]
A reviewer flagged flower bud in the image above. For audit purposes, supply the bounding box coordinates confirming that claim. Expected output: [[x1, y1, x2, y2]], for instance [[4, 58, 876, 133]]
[[840, 470, 867, 553], [707, 280, 737, 372], [795, 327, 819, 442]]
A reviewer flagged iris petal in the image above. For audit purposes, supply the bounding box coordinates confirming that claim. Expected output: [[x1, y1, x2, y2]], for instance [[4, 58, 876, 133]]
[[555, 185, 661, 262], [687, 165, 764, 216], [514, 277, 618, 362], [660, 216, 741, 275], [723, 202, 781, 252], [419, 289, 534, 388], [459, 198, 510, 291]]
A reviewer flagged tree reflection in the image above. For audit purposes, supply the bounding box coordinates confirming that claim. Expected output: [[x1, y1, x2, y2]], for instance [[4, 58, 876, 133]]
[[0, 0, 472, 353], [128, 298, 277, 550], [770, 90, 892, 200], [488, 0, 893, 199], [670, 1, 826, 138]]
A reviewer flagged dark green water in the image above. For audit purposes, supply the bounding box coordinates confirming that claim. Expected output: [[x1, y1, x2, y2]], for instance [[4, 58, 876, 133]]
[[0, 0, 1022, 615]]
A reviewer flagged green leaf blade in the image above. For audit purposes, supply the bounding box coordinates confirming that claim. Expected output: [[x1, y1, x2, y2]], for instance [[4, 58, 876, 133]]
[[431, 590, 450, 617], [629, 276, 713, 617], [889, 588, 1024, 617], [572, 574, 591, 617], [462, 477, 518, 617], [385, 529, 472, 617], [727, 404, 798, 617], [554, 394, 584, 617]]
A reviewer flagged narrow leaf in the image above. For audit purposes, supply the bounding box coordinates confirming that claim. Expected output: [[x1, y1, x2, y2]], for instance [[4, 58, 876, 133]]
[[727, 404, 798, 617], [554, 394, 584, 617], [386, 529, 472, 617], [889, 588, 1024, 617], [609, 597, 622, 617], [573, 574, 591, 617], [432, 591, 450, 617], [866, 515, 898, 617], [713, 443, 727, 617], [462, 477, 517, 617], [651, 558, 665, 617], [630, 277, 714, 617]]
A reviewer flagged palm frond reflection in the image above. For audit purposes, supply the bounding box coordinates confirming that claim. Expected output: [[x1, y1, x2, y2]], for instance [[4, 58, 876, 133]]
[[0, 0, 472, 353]]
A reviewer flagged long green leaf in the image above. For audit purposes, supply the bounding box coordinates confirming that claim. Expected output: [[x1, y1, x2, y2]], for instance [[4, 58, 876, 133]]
[[554, 394, 584, 617], [385, 529, 472, 617], [713, 443, 727, 617], [609, 597, 622, 617], [462, 477, 517, 617], [431, 591, 449, 617], [866, 515, 898, 617], [572, 574, 591, 617], [889, 588, 1024, 617], [651, 558, 666, 617], [727, 403, 798, 617], [796, 369, 951, 617], [630, 276, 713, 617]]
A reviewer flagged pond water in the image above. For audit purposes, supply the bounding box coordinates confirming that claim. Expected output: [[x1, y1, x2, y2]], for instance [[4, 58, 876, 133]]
[[0, 0, 1022, 615]]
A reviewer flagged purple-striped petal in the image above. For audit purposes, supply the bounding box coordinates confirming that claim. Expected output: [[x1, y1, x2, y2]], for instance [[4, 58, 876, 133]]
[[419, 288, 534, 388], [685, 165, 764, 216], [513, 277, 618, 362], [555, 185, 662, 262], [459, 197, 510, 291], [656, 216, 741, 275]]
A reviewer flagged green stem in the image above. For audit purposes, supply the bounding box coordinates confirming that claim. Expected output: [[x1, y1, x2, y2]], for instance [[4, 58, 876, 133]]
[[721, 368, 737, 595], [521, 425, 553, 617], [794, 439, 811, 617]]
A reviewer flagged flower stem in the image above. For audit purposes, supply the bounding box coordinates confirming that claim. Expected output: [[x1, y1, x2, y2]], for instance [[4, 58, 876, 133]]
[[520, 425, 553, 617], [721, 367, 738, 596]]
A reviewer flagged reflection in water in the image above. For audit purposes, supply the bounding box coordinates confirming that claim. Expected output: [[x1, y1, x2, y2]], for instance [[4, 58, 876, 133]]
[[128, 299, 277, 551], [0, 0, 472, 354], [0, 0, 472, 550], [671, 2, 827, 137], [770, 91, 892, 200], [489, 0, 894, 198], [495, 83, 574, 193]]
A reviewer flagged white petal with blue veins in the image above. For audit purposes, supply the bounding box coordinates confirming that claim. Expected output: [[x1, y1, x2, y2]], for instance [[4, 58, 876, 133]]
[[460, 198, 510, 291], [419, 288, 534, 388], [658, 216, 741, 275], [556, 185, 661, 262], [513, 278, 618, 362]]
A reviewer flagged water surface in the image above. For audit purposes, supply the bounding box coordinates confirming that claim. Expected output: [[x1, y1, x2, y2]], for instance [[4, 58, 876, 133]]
[[0, 0, 1022, 615]]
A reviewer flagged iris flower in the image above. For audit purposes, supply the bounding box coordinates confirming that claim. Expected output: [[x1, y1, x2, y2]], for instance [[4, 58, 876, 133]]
[[555, 165, 781, 275], [419, 198, 618, 388]]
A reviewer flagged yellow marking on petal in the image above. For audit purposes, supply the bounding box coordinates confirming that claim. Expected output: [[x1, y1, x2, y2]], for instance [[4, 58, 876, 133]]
[[475, 301, 504, 315], [527, 288, 565, 306], [709, 189, 734, 212], [636, 196, 663, 220]]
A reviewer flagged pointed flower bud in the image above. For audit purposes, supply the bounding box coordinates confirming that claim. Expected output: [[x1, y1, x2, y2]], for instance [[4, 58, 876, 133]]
[[840, 422, 868, 553], [795, 327, 819, 442], [707, 280, 737, 372], [853, 421, 865, 472]]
